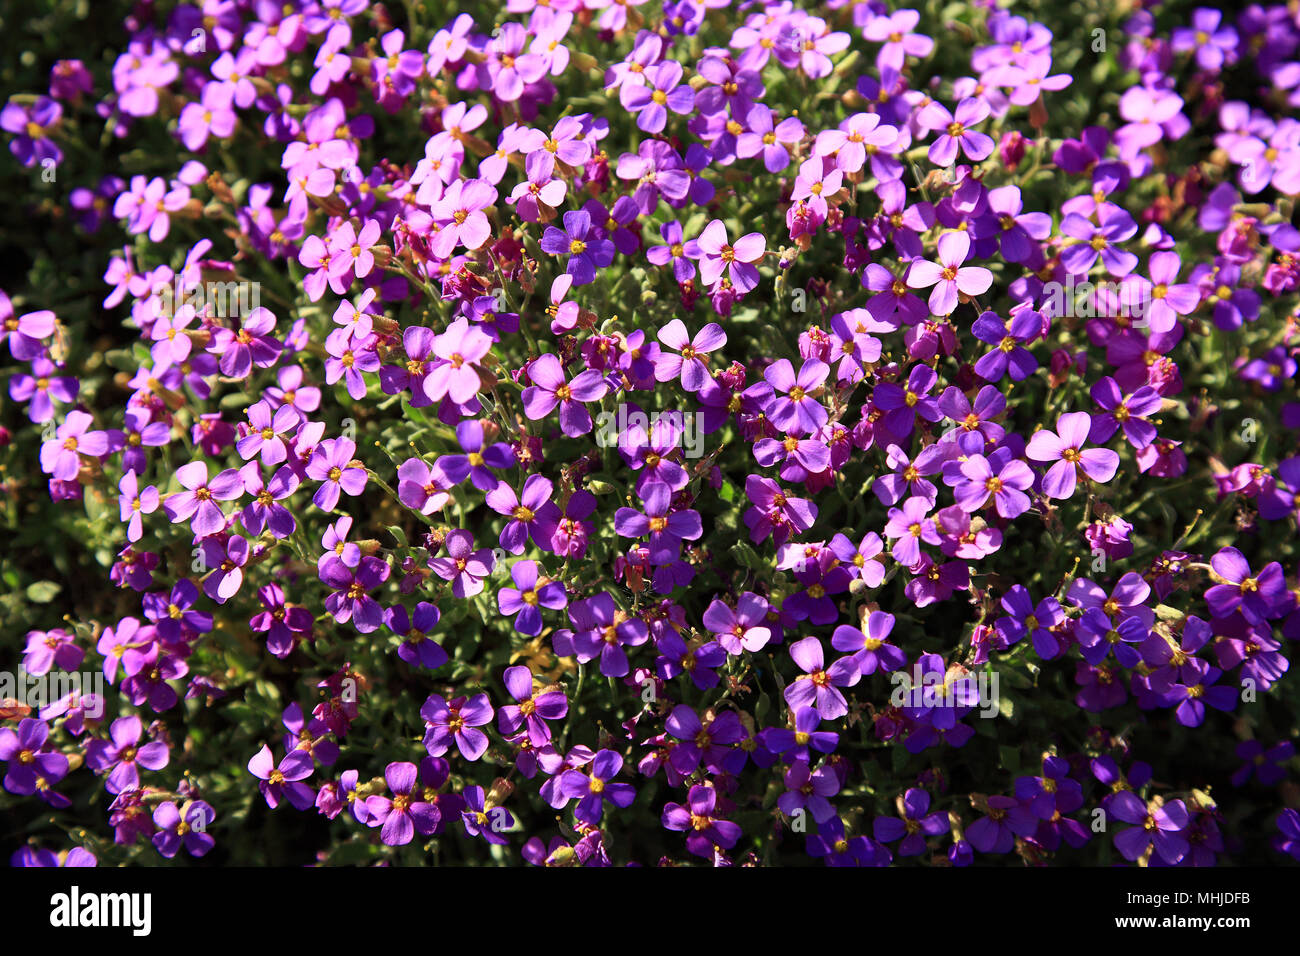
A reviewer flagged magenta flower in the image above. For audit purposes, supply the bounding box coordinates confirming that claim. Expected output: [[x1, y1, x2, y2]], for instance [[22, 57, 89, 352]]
[[696, 219, 765, 292], [85, 715, 169, 795], [702, 591, 772, 655], [163, 461, 244, 535], [1, 298, 56, 360], [208, 307, 282, 379], [485, 474, 561, 554], [429, 529, 496, 598], [906, 232, 993, 316], [0, 719, 68, 798], [396, 457, 454, 516], [305, 437, 367, 511], [785, 637, 859, 720], [953, 452, 1035, 518], [248, 744, 315, 810], [236, 400, 298, 466], [117, 471, 159, 542], [482, 23, 547, 102], [40, 410, 109, 481], [918, 97, 994, 166], [320, 554, 389, 632], [884, 495, 941, 565], [498, 664, 568, 745], [862, 10, 933, 71], [521, 352, 609, 437], [764, 358, 830, 434], [1026, 411, 1120, 499], [422, 693, 494, 761], [431, 179, 496, 257], [365, 762, 441, 846], [620, 60, 694, 133], [653, 319, 726, 391], [1, 96, 62, 166]]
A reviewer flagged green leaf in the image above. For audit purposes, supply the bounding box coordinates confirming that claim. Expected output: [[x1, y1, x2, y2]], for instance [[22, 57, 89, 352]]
[[25, 581, 61, 603], [998, 745, 1020, 774]]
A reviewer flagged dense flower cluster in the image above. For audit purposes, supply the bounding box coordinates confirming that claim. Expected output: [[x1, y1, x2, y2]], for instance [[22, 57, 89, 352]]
[[2, 0, 1300, 867]]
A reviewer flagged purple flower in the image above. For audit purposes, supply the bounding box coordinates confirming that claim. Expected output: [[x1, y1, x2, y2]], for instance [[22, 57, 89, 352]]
[[620, 60, 694, 133], [654, 319, 726, 391], [40, 410, 109, 481], [884, 495, 941, 565], [1, 95, 62, 166], [995, 586, 1066, 658], [385, 602, 446, 670], [614, 485, 703, 566], [966, 795, 1038, 854], [873, 789, 948, 856], [208, 307, 282, 379], [162, 461, 244, 535], [1089, 377, 1162, 449], [118, 471, 159, 543], [0, 718, 68, 798], [248, 743, 315, 810], [85, 715, 168, 795], [461, 785, 513, 844], [831, 611, 906, 675], [320, 554, 390, 632], [918, 97, 993, 166], [559, 749, 637, 824], [906, 232, 993, 316], [1026, 410, 1120, 499], [1, 298, 55, 360], [305, 437, 368, 511], [200, 535, 249, 604], [429, 529, 496, 598], [696, 218, 765, 292], [953, 451, 1035, 518], [1110, 793, 1190, 864], [498, 561, 568, 636], [540, 210, 616, 286], [498, 665, 568, 746], [764, 358, 829, 434], [662, 784, 742, 858], [251, 583, 314, 658], [743, 474, 817, 546], [569, 593, 649, 678], [486, 475, 561, 555], [1171, 9, 1238, 71], [702, 592, 772, 655], [785, 637, 859, 720], [422, 693, 494, 761], [1059, 206, 1139, 277], [365, 762, 441, 845], [152, 801, 215, 858], [522, 353, 609, 437], [665, 705, 747, 775], [1204, 547, 1287, 623]]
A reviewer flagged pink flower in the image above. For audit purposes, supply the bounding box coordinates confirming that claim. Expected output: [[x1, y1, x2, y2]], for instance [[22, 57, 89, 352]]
[[696, 219, 765, 293], [1026, 411, 1120, 500], [905, 232, 992, 316]]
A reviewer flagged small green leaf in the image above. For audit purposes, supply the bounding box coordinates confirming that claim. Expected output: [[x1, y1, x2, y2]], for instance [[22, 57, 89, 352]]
[[25, 581, 61, 603]]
